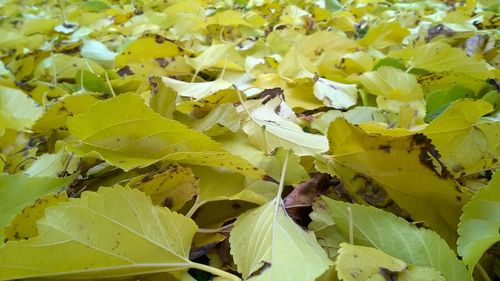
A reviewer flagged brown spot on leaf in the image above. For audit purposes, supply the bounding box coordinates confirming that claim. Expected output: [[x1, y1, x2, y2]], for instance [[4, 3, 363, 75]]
[[117, 66, 134, 76], [378, 145, 391, 153], [163, 197, 173, 208]]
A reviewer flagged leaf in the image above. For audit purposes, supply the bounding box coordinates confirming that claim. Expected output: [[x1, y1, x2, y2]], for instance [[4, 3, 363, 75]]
[[4, 192, 68, 241], [397, 265, 445, 281], [359, 22, 409, 49], [0, 85, 43, 136], [391, 42, 492, 80], [425, 85, 475, 122], [25, 149, 78, 177], [32, 93, 101, 133], [230, 199, 332, 280], [357, 66, 425, 119], [190, 166, 273, 208], [127, 165, 198, 211], [311, 197, 470, 281], [277, 46, 316, 79], [81, 39, 117, 67], [65, 93, 263, 177], [423, 99, 500, 176], [149, 76, 177, 119], [242, 97, 328, 156], [192, 103, 241, 136], [35, 54, 104, 80], [115, 35, 181, 67], [313, 77, 358, 109], [0, 173, 73, 242], [327, 118, 470, 244], [217, 133, 310, 185], [186, 43, 243, 73], [0, 186, 197, 280], [457, 171, 500, 272], [207, 10, 251, 26], [335, 243, 407, 281], [161, 76, 233, 100]]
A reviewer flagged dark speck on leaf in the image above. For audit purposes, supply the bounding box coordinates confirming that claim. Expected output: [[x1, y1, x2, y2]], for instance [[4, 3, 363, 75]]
[[117, 66, 134, 76], [378, 145, 391, 153], [141, 174, 153, 183], [163, 197, 173, 208]]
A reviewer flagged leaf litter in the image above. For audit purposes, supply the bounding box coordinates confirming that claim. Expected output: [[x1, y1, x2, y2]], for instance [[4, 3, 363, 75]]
[[0, 0, 498, 280]]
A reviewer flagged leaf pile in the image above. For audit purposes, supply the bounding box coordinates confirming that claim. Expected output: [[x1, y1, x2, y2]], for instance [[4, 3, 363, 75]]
[[0, 0, 499, 280]]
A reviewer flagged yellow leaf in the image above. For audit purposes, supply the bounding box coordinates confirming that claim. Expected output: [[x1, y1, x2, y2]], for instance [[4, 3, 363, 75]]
[[328, 118, 471, 244], [32, 94, 100, 133], [128, 165, 198, 211], [423, 99, 500, 176], [4, 192, 68, 241], [335, 243, 407, 281], [359, 22, 409, 49], [0, 85, 43, 136], [66, 93, 263, 177], [391, 42, 492, 80], [115, 35, 181, 67], [0, 186, 198, 280]]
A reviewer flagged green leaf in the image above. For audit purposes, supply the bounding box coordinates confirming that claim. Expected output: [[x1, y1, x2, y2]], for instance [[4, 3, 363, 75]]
[[0, 85, 43, 136], [311, 197, 470, 281], [76, 70, 112, 93], [230, 199, 332, 280], [65, 93, 263, 177], [0, 173, 73, 242], [425, 85, 475, 122], [457, 171, 500, 272], [0, 186, 198, 280]]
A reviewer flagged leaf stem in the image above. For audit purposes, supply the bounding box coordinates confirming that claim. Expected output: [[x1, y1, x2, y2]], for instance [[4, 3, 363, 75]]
[[185, 197, 201, 218], [197, 223, 233, 233], [190, 262, 242, 281], [347, 206, 353, 244]]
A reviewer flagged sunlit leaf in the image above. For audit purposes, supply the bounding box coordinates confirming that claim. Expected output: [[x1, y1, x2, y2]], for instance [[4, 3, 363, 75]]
[[66, 93, 263, 177], [0, 85, 43, 136], [391, 42, 492, 80], [0, 186, 198, 280], [313, 77, 358, 109], [115, 35, 181, 67], [161, 76, 233, 100], [242, 97, 328, 156], [230, 199, 332, 280]]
